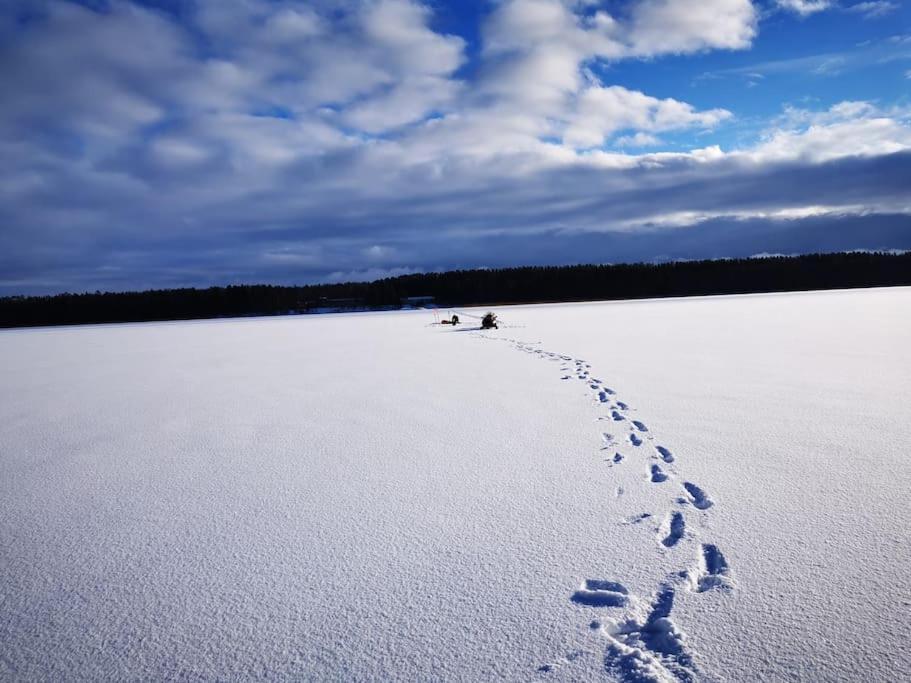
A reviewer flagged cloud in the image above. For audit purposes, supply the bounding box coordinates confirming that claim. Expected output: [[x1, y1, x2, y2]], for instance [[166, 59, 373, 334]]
[[627, 0, 757, 54], [615, 133, 663, 148], [750, 101, 911, 162], [1, 2, 910, 295], [563, 86, 730, 149], [775, 0, 832, 16], [844, 2, 900, 18], [697, 34, 911, 83], [774, 0, 897, 18]]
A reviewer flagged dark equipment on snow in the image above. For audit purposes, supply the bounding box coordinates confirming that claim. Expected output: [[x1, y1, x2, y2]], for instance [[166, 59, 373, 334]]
[[451, 315, 460, 325], [481, 312, 498, 329]]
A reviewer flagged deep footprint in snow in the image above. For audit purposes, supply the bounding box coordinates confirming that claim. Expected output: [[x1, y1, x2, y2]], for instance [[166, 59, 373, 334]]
[[661, 512, 686, 548], [631, 420, 648, 432], [682, 482, 713, 510], [611, 410, 625, 421], [571, 580, 630, 608], [650, 464, 669, 483], [655, 446, 674, 463], [629, 434, 642, 447], [602, 582, 698, 682], [598, 391, 610, 403], [615, 401, 628, 410], [695, 544, 733, 592]]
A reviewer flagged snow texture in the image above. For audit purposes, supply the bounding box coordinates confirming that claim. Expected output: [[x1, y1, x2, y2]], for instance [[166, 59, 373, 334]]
[[1, 287, 910, 681]]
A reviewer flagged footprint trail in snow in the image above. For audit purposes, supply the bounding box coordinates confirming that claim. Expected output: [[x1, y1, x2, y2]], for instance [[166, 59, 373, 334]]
[[482, 335, 733, 681]]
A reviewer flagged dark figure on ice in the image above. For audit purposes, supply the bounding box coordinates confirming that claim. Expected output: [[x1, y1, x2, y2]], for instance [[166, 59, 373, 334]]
[[481, 312, 498, 329], [451, 314, 460, 325]]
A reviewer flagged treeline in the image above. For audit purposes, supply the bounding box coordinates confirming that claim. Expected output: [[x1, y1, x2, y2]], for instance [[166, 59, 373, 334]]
[[1, 251, 909, 329]]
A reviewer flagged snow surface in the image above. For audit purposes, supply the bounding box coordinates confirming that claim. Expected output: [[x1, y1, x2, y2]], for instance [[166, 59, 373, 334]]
[[1, 287, 910, 681]]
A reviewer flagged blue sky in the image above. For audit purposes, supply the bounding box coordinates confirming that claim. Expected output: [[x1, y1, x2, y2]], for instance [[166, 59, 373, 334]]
[[1, 0, 909, 295]]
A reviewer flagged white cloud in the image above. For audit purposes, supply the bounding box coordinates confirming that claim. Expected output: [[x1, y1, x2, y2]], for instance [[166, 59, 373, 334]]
[[628, 0, 757, 55], [845, 2, 899, 18], [615, 133, 662, 148], [776, 0, 832, 16], [563, 86, 731, 149], [465, 0, 754, 154], [748, 101, 911, 162]]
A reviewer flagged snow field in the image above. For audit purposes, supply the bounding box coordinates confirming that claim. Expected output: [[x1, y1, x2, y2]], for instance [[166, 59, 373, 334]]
[[1, 286, 910, 681]]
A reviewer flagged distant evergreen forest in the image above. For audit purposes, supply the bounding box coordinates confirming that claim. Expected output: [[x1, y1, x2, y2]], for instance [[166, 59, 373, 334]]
[[2, 251, 909, 329]]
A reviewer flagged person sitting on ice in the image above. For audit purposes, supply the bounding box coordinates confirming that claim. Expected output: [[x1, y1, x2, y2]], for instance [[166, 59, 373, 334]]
[[481, 312, 498, 329]]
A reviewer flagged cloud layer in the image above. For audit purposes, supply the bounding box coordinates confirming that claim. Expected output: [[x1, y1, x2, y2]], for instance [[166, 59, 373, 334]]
[[0, 0, 909, 294]]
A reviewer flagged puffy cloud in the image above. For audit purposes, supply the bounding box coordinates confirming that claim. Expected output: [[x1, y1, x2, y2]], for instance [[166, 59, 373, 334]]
[[750, 102, 911, 162], [563, 86, 731, 149], [627, 0, 757, 55]]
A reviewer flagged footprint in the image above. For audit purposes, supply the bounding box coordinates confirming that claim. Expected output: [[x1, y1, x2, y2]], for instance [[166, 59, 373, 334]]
[[631, 420, 648, 432], [696, 544, 732, 592], [682, 482, 713, 510], [629, 433, 642, 447], [616, 401, 628, 410], [603, 582, 698, 682], [612, 453, 624, 464], [598, 391, 610, 403], [655, 446, 674, 463], [611, 410, 625, 421], [571, 580, 629, 607], [650, 464, 669, 483], [661, 512, 685, 548], [603, 387, 617, 395]]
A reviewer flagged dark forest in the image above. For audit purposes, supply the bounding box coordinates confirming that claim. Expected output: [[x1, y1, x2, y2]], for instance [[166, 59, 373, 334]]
[[2, 251, 909, 329]]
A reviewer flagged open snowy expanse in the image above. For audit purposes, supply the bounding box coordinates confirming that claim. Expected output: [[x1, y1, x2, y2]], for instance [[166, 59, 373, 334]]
[[1, 287, 910, 682]]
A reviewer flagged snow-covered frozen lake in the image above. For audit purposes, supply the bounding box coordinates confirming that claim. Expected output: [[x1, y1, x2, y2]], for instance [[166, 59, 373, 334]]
[[1, 287, 909, 681]]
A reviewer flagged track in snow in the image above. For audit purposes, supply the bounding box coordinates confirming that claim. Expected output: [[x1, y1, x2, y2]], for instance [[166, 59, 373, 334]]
[[482, 335, 733, 681]]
